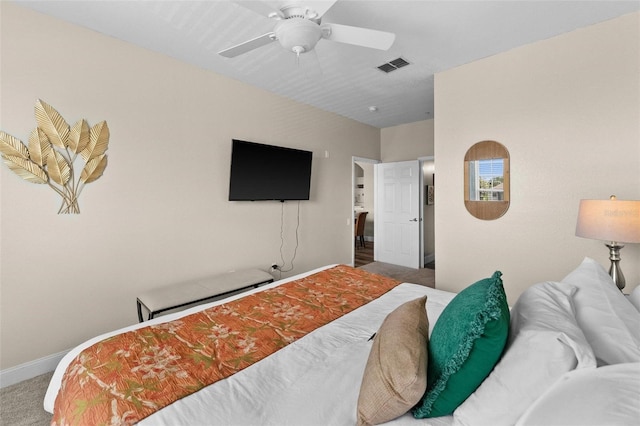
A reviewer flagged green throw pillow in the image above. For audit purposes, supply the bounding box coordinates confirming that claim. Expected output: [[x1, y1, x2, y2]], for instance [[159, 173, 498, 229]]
[[413, 271, 509, 418]]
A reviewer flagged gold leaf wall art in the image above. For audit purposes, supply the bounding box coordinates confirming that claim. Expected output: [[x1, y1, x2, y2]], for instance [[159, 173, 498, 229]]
[[0, 99, 110, 214]]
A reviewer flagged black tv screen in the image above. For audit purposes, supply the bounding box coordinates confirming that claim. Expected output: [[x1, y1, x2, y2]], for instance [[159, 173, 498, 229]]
[[229, 139, 313, 201]]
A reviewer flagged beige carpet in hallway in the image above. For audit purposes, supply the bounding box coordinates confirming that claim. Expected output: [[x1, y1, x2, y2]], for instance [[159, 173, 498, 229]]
[[358, 261, 435, 288]]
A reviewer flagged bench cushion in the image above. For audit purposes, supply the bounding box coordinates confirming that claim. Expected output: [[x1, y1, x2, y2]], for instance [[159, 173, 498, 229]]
[[138, 269, 274, 313]]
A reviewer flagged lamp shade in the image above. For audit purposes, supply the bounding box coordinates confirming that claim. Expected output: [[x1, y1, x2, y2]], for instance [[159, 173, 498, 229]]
[[576, 197, 640, 244]]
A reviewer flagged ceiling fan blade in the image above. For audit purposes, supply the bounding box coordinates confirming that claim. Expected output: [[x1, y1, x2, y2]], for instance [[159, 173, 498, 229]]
[[322, 23, 395, 51], [232, 1, 284, 19], [218, 32, 276, 58]]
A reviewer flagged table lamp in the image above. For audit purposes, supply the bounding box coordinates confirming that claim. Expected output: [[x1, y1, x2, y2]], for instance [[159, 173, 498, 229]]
[[575, 195, 640, 290]]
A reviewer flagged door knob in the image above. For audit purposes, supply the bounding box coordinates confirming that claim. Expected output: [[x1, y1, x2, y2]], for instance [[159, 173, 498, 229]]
[[409, 218, 418, 222]]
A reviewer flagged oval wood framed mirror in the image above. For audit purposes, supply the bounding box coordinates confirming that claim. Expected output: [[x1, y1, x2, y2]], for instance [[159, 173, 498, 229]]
[[464, 140, 510, 220]]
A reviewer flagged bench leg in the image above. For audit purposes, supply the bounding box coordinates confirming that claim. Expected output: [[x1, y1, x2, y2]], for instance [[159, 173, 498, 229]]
[[137, 299, 144, 323]]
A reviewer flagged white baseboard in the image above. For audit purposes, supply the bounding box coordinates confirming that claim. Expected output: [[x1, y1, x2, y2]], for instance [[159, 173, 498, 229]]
[[424, 253, 435, 264], [0, 350, 68, 388]]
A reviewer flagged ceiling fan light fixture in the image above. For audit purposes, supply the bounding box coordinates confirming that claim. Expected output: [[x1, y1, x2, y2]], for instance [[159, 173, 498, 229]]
[[275, 18, 322, 54]]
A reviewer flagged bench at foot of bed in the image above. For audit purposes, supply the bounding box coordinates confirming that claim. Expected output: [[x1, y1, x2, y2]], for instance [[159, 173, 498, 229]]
[[136, 268, 274, 322]]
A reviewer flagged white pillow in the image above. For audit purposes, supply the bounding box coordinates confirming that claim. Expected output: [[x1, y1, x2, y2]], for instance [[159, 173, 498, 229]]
[[629, 286, 640, 313], [452, 281, 596, 426], [561, 257, 640, 365], [515, 362, 640, 425]]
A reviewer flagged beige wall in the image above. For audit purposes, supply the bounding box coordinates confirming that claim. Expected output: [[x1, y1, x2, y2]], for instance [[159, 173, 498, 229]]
[[435, 13, 640, 303], [0, 3, 380, 369], [381, 119, 434, 162]]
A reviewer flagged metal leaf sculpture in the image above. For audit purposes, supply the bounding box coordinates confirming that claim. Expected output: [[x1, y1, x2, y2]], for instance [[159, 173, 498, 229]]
[[28, 128, 52, 167], [2, 155, 48, 184], [68, 119, 90, 155], [0, 100, 110, 213]]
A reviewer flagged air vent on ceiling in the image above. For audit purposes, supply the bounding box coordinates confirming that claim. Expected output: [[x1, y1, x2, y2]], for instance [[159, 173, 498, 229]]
[[377, 57, 410, 73]]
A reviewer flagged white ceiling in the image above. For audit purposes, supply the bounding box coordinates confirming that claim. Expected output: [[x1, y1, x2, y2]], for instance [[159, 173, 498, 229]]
[[13, 0, 640, 128]]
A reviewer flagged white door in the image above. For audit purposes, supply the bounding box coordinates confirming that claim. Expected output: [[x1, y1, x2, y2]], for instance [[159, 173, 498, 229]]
[[375, 160, 421, 269]]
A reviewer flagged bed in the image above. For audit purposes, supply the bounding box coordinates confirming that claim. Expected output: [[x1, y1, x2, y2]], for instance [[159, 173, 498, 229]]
[[45, 259, 640, 425]]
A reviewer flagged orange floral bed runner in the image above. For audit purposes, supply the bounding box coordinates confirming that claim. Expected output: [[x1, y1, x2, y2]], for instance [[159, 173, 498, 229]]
[[52, 265, 400, 425]]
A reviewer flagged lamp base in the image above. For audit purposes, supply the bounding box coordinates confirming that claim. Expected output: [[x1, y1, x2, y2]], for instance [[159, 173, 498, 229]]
[[605, 242, 625, 291]]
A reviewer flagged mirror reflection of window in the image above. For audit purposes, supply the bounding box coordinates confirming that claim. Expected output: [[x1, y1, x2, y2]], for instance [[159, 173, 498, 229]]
[[463, 140, 510, 220], [469, 159, 504, 201]]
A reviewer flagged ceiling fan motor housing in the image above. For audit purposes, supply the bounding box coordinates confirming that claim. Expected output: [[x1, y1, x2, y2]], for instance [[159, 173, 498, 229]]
[[275, 17, 322, 54]]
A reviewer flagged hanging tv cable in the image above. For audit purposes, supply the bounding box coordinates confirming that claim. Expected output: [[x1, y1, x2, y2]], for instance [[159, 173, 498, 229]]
[[277, 200, 301, 275]]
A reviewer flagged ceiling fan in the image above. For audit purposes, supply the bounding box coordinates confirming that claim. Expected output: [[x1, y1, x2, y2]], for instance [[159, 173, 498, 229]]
[[218, 0, 396, 58]]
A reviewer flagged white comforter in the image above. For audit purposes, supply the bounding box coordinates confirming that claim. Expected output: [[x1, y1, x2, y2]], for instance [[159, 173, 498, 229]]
[[45, 266, 456, 425]]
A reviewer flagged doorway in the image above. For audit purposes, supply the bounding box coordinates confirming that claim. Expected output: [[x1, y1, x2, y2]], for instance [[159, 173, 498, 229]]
[[352, 157, 378, 267], [421, 156, 435, 268], [352, 157, 434, 269]]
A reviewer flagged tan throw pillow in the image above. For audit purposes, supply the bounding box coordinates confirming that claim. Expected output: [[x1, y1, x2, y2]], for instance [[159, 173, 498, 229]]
[[357, 296, 429, 426]]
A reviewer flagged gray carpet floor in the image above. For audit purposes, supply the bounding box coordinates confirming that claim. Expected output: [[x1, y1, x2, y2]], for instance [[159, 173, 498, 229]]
[[0, 262, 434, 425], [358, 261, 435, 288], [0, 372, 52, 425]]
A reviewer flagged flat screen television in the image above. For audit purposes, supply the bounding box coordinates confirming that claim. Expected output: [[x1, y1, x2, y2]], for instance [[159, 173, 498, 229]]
[[228, 139, 313, 201]]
